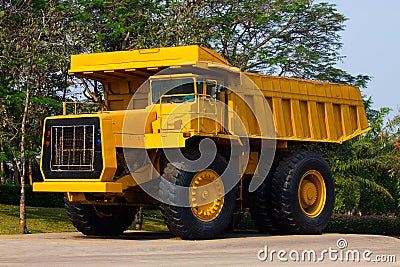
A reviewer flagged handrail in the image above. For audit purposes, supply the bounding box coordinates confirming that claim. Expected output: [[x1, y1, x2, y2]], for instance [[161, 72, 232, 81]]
[[62, 102, 104, 115]]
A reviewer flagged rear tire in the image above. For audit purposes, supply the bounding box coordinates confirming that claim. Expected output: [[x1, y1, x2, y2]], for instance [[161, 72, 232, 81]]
[[64, 196, 137, 236], [249, 153, 285, 234], [249, 178, 279, 234], [159, 151, 236, 240], [271, 151, 334, 234]]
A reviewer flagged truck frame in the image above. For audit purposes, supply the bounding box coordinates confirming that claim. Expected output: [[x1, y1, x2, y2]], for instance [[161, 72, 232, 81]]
[[33, 45, 369, 239]]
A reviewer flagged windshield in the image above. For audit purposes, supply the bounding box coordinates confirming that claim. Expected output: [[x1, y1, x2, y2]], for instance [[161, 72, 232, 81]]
[[151, 78, 195, 103]]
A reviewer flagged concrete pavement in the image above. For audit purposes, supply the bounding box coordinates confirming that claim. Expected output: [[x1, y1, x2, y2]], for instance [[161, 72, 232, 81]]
[[0, 231, 398, 266]]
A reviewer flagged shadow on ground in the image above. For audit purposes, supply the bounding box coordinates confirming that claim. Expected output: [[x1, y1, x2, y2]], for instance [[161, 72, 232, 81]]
[[73, 229, 266, 241]]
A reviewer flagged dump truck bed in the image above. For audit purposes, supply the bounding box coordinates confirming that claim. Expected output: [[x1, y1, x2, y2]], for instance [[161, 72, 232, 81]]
[[245, 73, 369, 143]]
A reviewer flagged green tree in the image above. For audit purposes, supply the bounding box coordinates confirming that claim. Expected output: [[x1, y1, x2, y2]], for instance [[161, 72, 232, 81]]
[[317, 100, 400, 215], [0, 0, 78, 232], [113, 0, 370, 87], [63, 0, 158, 51], [55, 0, 368, 86]]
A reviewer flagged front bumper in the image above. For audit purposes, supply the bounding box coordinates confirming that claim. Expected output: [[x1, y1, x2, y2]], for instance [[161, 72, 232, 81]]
[[33, 182, 123, 193]]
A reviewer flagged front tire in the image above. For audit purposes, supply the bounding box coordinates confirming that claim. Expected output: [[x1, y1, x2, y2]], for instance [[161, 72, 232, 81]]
[[271, 151, 334, 234], [64, 196, 137, 236], [159, 151, 236, 240]]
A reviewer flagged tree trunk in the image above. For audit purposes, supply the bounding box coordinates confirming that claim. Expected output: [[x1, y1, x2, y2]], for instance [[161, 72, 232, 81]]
[[0, 143, 4, 180], [0, 143, 4, 184], [19, 85, 30, 234], [11, 156, 20, 185], [135, 206, 144, 230], [28, 157, 33, 185]]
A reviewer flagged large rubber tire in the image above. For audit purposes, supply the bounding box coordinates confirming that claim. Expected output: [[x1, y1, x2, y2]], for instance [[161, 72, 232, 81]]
[[249, 178, 279, 234], [159, 151, 236, 240], [64, 196, 137, 236], [271, 151, 334, 234], [249, 153, 285, 234]]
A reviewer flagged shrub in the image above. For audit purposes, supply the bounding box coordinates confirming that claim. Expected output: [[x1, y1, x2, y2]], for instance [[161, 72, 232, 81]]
[[236, 212, 400, 236], [326, 214, 400, 236], [0, 184, 64, 208], [235, 208, 256, 230]]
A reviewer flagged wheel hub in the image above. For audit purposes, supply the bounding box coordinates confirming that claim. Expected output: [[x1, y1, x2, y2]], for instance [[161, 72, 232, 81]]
[[301, 180, 317, 206], [298, 170, 326, 218], [202, 191, 209, 199], [189, 169, 225, 222]]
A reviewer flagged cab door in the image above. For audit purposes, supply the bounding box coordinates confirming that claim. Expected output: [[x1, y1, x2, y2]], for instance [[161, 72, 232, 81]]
[[197, 80, 219, 134]]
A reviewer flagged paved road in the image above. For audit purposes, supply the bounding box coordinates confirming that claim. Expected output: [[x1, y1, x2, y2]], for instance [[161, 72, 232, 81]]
[[0, 231, 398, 266]]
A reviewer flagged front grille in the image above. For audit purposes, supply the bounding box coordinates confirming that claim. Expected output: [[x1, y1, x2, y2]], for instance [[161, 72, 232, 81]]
[[41, 117, 103, 179], [50, 125, 95, 171]]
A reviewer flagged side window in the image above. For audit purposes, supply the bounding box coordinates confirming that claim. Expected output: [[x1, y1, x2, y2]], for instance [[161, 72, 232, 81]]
[[205, 81, 217, 98]]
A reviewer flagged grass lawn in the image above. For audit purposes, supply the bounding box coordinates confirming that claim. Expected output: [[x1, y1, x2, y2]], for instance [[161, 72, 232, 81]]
[[0, 204, 167, 235]]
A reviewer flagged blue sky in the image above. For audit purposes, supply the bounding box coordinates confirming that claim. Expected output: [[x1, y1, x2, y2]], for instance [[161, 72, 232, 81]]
[[325, 0, 400, 114]]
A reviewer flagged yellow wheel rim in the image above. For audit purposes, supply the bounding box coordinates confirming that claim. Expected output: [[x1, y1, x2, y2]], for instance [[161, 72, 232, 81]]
[[189, 169, 225, 222], [298, 170, 326, 218]]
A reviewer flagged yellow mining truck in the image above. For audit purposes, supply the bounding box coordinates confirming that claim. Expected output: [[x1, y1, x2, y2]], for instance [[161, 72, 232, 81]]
[[33, 45, 369, 239]]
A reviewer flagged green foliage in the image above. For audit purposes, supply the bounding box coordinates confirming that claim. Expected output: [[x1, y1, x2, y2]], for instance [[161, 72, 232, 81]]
[[59, 0, 162, 52], [0, 184, 64, 208], [0, 0, 75, 182], [235, 209, 256, 230], [116, 0, 370, 86], [236, 212, 400, 236], [316, 99, 400, 215], [326, 215, 400, 236], [57, 0, 369, 86]]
